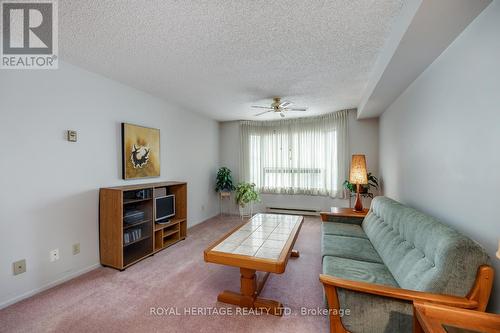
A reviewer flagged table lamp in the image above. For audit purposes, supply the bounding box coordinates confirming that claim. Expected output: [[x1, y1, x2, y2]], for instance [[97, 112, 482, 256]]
[[349, 154, 368, 212]]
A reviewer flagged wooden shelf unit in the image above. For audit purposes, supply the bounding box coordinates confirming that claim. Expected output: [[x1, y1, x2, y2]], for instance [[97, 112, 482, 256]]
[[99, 181, 187, 270]]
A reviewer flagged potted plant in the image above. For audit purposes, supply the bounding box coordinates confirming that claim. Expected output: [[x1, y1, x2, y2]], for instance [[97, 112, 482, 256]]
[[343, 172, 379, 194], [235, 182, 260, 218], [215, 167, 235, 196]]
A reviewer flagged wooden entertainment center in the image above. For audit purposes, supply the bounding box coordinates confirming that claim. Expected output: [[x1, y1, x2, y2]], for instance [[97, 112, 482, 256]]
[[99, 181, 187, 270]]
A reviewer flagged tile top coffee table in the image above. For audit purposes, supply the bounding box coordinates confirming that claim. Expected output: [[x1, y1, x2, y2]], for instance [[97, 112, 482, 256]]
[[204, 213, 303, 315]]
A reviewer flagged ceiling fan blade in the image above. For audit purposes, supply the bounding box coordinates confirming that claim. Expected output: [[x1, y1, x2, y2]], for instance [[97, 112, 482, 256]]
[[251, 105, 273, 109], [285, 107, 308, 111], [255, 110, 272, 116], [279, 101, 293, 108]]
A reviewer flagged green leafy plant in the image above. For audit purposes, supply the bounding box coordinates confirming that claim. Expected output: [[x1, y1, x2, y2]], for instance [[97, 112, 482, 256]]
[[343, 172, 379, 193], [342, 180, 356, 193], [235, 182, 260, 207], [215, 167, 235, 192]]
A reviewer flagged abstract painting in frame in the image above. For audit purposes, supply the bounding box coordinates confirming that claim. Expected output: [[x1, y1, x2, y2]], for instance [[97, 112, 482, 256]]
[[122, 123, 160, 179]]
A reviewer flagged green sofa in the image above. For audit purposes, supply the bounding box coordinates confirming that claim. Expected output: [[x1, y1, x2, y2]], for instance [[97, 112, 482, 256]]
[[320, 196, 493, 333]]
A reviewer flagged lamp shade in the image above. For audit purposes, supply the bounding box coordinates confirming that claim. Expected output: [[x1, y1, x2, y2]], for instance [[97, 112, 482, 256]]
[[349, 154, 368, 185]]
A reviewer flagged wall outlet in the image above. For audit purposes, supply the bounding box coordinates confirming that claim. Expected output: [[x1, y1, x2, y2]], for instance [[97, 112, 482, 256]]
[[72, 243, 80, 255], [13, 259, 26, 275], [50, 249, 60, 262]]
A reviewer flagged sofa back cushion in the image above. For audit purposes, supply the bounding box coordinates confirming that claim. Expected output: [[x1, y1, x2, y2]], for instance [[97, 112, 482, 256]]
[[362, 197, 489, 296]]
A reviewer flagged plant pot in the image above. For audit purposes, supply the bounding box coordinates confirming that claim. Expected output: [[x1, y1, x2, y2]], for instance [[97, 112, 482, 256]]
[[219, 191, 231, 198], [239, 203, 253, 219]]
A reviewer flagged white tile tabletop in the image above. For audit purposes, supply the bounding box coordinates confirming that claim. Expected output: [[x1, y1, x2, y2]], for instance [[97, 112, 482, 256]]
[[212, 213, 301, 260]]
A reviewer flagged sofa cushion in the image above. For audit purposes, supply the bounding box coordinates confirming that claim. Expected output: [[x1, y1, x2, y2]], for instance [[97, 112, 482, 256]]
[[322, 234, 383, 264], [322, 256, 411, 332], [362, 197, 490, 296], [322, 256, 398, 287], [338, 289, 413, 333], [321, 222, 368, 239]]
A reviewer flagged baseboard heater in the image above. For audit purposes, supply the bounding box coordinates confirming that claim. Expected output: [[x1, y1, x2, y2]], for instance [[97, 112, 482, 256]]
[[266, 206, 320, 216]]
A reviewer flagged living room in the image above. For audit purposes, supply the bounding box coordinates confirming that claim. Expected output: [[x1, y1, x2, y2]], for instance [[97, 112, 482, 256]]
[[0, 1, 499, 332]]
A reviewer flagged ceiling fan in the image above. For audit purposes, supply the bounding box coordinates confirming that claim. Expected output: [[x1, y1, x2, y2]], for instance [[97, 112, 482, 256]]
[[251, 97, 308, 118]]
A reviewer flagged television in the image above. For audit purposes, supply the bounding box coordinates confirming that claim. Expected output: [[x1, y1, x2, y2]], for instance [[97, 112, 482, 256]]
[[155, 194, 175, 222]]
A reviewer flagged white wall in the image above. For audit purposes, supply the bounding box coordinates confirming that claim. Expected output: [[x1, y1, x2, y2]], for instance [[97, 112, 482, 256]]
[[380, 1, 500, 313], [0, 61, 219, 308], [219, 110, 379, 214]]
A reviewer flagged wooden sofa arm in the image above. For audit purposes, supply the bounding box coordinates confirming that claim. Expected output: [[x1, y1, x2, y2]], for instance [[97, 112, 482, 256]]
[[320, 274, 478, 309], [414, 301, 500, 333], [319, 266, 493, 333]]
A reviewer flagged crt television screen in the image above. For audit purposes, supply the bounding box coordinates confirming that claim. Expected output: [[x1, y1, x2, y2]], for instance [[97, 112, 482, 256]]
[[156, 195, 175, 221]]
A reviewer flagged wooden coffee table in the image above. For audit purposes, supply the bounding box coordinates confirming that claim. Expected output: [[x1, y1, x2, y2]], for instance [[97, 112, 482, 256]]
[[204, 213, 303, 316]]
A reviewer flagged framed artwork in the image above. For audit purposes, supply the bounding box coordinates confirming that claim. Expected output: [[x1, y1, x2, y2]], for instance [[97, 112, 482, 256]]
[[121, 123, 160, 179]]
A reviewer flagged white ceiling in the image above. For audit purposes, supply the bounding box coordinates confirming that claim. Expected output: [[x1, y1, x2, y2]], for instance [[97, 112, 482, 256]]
[[358, 0, 492, 119], [60, 0, 404, 121]]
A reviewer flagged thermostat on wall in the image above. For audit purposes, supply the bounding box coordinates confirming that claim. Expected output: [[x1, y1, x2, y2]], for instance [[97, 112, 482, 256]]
[[67, 130, 77, 142]]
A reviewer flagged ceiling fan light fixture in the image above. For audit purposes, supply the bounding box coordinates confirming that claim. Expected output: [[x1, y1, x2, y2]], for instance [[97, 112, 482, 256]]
[[251, 97, 308, 118], [279, 101, 292, 108]]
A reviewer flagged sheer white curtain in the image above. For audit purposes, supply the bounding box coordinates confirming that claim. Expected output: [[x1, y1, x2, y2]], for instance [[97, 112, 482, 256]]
[[240, 110, 349, 198]]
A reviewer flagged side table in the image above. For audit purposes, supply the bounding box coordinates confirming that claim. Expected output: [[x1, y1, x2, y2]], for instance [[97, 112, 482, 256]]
[[320, 207, 369, 222], [414, 301, 500, 333]]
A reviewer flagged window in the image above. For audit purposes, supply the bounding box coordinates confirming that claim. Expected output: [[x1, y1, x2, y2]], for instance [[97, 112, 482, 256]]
[[240, 110, 348, 197]]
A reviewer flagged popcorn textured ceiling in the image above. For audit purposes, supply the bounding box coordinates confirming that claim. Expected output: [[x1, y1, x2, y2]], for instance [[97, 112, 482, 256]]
[[60, 0, 404, 121]]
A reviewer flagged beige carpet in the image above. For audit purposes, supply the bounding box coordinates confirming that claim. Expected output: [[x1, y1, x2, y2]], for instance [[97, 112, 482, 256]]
[[0, 215, 328, 333]]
